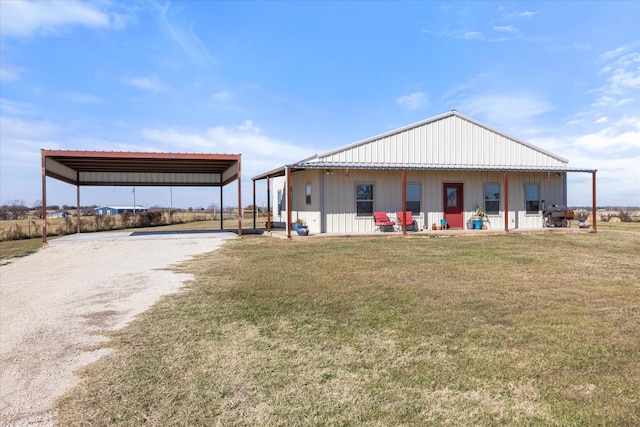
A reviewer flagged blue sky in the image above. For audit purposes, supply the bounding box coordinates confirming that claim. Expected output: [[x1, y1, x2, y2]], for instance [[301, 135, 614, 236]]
[[1, 0, 639, 209]]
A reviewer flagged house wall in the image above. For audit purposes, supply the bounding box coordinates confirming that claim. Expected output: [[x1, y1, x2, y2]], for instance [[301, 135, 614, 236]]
[[273, 169, 567, 233]]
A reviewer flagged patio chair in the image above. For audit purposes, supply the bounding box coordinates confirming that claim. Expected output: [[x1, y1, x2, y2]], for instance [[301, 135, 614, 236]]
[[373, 212, 396, 232], [396, 211, 417, 231]]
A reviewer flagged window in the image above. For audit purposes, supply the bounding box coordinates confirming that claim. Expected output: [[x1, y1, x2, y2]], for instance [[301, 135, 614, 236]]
[[484, 183, 500, 214], [305, 183, 312, 205], [525, 184, 540, 214], [277, 190, 283, 216], [356, 183, 373, 216], [406, 183, 421, 214]]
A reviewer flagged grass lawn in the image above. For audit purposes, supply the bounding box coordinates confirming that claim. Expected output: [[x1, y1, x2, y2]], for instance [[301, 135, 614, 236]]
[[56, 227, 640, 425]]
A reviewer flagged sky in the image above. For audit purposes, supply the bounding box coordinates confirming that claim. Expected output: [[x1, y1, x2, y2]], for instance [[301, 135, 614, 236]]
[[1, 0, 639, 210]]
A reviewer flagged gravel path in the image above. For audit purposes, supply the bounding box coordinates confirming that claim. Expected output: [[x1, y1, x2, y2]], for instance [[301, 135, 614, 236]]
[[0, 232, 235, 426]]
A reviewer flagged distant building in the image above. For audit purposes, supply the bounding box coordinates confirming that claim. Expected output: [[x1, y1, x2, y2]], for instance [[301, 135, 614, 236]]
[[46, 211, 71, 218], [93, 206, 147, 216]]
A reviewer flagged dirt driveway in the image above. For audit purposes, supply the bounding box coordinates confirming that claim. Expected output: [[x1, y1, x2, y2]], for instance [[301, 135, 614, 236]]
[[0, 231, 236, 426]]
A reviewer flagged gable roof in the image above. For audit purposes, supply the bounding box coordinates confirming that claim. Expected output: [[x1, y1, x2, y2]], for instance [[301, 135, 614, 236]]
[[253, 110, 594, 180]]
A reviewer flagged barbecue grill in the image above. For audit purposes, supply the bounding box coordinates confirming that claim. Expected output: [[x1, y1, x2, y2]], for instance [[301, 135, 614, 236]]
[[543, 203, 575, 227]]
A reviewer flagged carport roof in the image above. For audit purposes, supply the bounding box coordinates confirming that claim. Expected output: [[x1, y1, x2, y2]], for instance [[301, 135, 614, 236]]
[[42, 150, 241, 187]]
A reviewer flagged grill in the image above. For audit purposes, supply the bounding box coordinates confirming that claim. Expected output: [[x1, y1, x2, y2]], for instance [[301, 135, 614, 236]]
[[543, 204, 575, 228]]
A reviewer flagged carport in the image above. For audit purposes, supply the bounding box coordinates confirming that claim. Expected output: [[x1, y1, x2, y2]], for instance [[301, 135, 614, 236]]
[[41, 150, 242, 243]]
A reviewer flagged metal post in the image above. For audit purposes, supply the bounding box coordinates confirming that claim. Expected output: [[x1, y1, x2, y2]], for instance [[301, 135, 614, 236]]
[[76, 182, 81, 234], [41, 150, 47, 244], [252, 179, 256, 229], [286, 166, 292, 240], [402, 169, 407, 236], [267, 176, 271, 233], [504, 171, 509, 233], [237, 155, 242, 237], [220, 174, 224, 230], [591, 171, 597, 232]]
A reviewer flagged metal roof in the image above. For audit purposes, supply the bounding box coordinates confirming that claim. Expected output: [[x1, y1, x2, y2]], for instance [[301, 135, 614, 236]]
[[42, 150, 241, 187], [252, 110, 596, 181]]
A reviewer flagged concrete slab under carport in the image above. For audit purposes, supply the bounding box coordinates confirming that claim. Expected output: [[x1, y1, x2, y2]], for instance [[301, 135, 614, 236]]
[[51, 229, 239, 243]]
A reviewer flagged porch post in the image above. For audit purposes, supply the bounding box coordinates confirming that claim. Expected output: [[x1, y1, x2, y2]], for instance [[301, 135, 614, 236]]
[[286, 166, 292, 239], [591, 171, 597, 232], [266, 176, 271, 233], [402, 169, 407, 236], [503, 171, 509, 233]]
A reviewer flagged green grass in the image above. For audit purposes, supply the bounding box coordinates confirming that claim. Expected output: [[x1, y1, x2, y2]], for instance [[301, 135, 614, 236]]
[[55, 226, 640, 425], [0, 238, 44, 260]]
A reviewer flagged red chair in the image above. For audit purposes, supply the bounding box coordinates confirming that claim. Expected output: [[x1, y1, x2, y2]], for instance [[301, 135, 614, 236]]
[[373, 212, 396, 232], [396, 211, 417, 231]]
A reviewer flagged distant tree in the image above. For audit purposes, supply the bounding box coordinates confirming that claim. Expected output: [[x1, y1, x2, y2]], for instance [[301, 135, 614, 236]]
[[32, 200, 43, 218], [2, 200, 29, 220]]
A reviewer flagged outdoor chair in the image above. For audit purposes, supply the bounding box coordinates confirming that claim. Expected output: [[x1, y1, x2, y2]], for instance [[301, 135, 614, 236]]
[[396, 211, 417, 231], [373, 212, 396, 232]]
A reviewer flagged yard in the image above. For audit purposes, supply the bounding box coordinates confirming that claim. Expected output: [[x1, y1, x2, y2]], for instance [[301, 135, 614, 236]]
[[54, 225, 640, 425]]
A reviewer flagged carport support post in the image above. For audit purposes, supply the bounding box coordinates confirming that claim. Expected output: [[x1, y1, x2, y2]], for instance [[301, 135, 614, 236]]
[[220, 181, 223, 230], [591, 171, 597, 232], [503, 171, 509, 233], [237, 155, 242, 236], [266, 176, 272, 234], [252, 179, 256, 229], [76, 182, 81, 234], [41, 151, 47, 244]]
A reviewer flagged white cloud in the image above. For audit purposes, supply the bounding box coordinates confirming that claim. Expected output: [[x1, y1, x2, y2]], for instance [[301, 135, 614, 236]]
[[520, 11, 539, 18], [0, 0, 116, 38], [0, 64, 25, 83], [123, 76, 168, 92], [156, 2, 215, 67], [62, 93, 106, 104], [396, 92, 428, 111], [459, 91, 553, 124], [212, 90, 231, 101], [493, 25, 516, 33], [595, 116, 608, 124]]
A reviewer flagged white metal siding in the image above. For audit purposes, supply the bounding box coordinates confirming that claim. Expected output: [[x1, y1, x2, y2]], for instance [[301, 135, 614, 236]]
[[317, 115, 566, 169]]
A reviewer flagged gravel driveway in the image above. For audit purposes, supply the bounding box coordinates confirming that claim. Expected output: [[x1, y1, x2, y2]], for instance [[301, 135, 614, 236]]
[[0, 231, 236, 426]]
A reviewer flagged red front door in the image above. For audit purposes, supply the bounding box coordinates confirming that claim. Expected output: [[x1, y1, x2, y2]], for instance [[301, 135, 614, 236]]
[[443, 183, 464, 229]]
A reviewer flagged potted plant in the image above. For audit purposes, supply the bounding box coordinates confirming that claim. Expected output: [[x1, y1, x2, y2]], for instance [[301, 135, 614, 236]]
[[472, 207, 486, 230]]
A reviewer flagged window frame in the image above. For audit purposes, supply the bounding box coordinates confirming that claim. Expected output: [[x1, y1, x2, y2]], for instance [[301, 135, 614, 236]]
[[355, 182, 374, 217], [525, 184, 540, 215], [484, 183, 500, 215]]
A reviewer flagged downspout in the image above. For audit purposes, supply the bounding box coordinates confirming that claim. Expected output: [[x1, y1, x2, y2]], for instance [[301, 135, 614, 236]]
[[503, 171, 509, 233]]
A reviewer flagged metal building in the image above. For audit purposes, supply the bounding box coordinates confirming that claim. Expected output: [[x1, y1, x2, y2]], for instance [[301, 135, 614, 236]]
[[253, 110, 597, 236]]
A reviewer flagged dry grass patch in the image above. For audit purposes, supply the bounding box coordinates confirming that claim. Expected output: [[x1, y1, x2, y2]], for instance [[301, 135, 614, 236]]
[[56, 227, 640, 425]]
